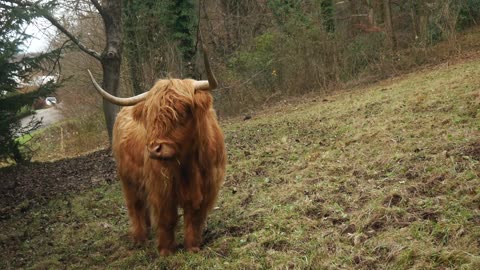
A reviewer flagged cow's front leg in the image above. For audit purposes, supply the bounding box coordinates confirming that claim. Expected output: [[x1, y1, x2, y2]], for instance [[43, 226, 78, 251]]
[[152, 202, 178, 256], [183, 205, 208, 252], [121, 180, 148, 244]]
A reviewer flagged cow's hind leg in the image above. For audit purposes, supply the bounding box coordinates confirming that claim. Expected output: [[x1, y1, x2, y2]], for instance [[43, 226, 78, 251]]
[[121, 180, 148, 244]]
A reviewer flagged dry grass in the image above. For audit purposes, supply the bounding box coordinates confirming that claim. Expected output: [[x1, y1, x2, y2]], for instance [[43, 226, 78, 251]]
[[25, 112, 110, 162], [1, 56, 480, 269]]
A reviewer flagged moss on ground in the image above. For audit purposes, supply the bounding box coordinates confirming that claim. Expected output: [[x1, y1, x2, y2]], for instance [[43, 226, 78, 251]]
[[1, 58, 480, 269]]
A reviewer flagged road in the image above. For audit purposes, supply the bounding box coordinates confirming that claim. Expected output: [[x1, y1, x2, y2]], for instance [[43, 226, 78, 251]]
[[20, 106, 64, 130]]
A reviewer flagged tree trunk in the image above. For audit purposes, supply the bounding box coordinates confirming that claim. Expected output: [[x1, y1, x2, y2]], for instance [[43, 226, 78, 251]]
[[418, 1, 429, 47], [376, 0, 384, 23], [410, 0, 419, 39], [383, 0, 396, 50], [124, 0, 145, 95], [367, 0, 375, 26], [99, 0, 123, 142], [349, 0, 360, 37], [101, 65, 120, 143]]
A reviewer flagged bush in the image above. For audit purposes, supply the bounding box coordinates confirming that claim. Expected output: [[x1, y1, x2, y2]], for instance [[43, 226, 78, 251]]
[[0, 110, 41, 163], [228, 33, 277, 92], [342, 32, 386, 81], [457, 0, 480, 30]]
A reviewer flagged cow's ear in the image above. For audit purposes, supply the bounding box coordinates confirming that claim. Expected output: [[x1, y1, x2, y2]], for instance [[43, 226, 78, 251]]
[[193, 90, 212, 112], [132, 102, 145, 123]]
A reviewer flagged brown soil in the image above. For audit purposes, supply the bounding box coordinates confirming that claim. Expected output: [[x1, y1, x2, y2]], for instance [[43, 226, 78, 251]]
[[0, 149, 116, 220]]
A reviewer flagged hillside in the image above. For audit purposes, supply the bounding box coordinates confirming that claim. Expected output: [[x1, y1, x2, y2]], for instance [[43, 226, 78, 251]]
[[1, 56, 479, 269]]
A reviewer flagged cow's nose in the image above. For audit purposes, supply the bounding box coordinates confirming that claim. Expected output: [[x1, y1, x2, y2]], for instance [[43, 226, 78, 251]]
[[147, 142, 176, 159], [152, 144, 162, 153], [148, 144, 163, 158]]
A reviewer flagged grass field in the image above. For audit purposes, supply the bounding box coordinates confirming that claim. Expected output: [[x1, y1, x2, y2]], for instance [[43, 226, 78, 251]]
[[1, 56, 479, 269]]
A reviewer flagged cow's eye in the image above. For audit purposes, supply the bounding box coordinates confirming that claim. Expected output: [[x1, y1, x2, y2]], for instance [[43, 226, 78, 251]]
[[176, 111, 190, 127]]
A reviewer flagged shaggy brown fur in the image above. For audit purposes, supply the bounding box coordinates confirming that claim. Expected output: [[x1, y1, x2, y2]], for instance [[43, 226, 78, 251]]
[[112, 79, 226, 256]]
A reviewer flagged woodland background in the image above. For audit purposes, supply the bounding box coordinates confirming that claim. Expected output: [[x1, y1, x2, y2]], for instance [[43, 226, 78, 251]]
[[2, 0, 480, 161], [56, 0, 480, 116]]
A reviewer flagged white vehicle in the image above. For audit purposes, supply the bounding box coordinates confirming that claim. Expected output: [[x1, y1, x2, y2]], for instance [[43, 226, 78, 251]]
[[45, 97, 57, 106]]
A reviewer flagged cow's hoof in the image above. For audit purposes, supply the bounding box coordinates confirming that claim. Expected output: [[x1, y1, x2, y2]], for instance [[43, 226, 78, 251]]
[[130, 232, 147, 245], [159, 248, 174, 256], [187, 247, 200, 253]]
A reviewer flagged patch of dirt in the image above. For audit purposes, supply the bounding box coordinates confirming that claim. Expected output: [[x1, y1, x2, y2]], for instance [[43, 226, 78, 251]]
[[462, 140, 480, 161], [420, 210, 439, 222], [383, 194, 405, 207], [0, 149, 116, 220], [262, 239, 291, 251]]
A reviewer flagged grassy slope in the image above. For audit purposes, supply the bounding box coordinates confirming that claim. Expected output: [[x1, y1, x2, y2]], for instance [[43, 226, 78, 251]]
[[26, 113, 109, 162], [1, 58, 480, 269]]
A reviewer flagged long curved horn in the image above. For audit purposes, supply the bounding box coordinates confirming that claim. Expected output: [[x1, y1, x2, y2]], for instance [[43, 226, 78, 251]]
[[193, 43, 218, 91], [87, 70, 147, 106]]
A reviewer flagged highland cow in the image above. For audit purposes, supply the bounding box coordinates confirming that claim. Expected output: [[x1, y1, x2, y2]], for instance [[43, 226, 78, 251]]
[[88, 49, 226, 256]]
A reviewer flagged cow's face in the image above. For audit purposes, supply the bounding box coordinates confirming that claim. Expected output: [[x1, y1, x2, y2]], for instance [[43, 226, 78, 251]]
[[137, 80, 198, 160]]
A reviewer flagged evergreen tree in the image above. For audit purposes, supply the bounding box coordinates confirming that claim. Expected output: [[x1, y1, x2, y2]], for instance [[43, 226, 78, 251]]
[[169, 0, 196, 72], [122, 0, 197, 87], [123, 0, 173, 94], [0, 2, 59, 163]]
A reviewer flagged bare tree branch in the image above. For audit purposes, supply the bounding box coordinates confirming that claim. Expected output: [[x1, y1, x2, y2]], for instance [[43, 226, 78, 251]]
[[40, 12, 102, 60], [4, 0, 102, 61], [89, 0, 106, 19], [46, 39, 72, 78]]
